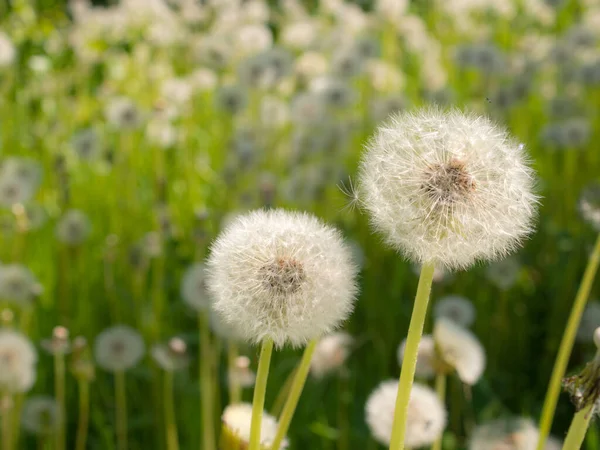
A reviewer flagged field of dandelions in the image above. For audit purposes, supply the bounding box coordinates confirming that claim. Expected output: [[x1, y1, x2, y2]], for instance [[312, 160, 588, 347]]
[[2, 0, 600, 449]]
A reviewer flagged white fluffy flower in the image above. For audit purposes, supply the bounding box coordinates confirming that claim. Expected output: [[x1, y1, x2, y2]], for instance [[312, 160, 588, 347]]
[[0, 265, 41, 305], [397, 334, 436, 380], [365, 380, 446, 448], [0, 32, 16, 67], [578, 301, 600, 343], [21, 396, 62, 435], [55, 209, 91, 246], [433, 295, 476, 327], [94, 325, 145, 372], [310, 332, 354, 378], [468, 417, 539, 450], [434, 318, 486, 385], [105, 97, 142, 130], [222, 403, 288, 448], [0, 330, 37, 393], [206, 209, 358, 347], [359, 108, 538, 270]]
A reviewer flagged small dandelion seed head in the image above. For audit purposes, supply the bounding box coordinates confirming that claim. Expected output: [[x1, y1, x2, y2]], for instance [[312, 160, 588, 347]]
[[310, 332, 354, 379], [365, 380, 446, 448], [434, 295, 476, 328], [181, 263, 211, 312], [0, 265, 41, 306], [94, 325, 145, 373], [468, 417, 539, 450], [206, 209, 359, 348], [359, 107, 538, 270], [151, 337, 190, 372], [41, 326, 71, 355], [21, 396, 62, 436], [0, 330, 37, 394], [486, 256, 521, 290], [71, 128, 101, 160], [434, 318, 486, 385], [55, 209, 91, 246], [222, 403, 288, 448], [105, 97, 142, 129], [398, 334, 436, 380]]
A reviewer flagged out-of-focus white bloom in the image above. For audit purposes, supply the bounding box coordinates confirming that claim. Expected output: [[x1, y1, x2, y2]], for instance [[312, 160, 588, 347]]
[[310, 332, 353, 378], [206, 209, 359, 348], [189, 68, 218, 91], [290, 93, 326, 126], [151, 337, 190, 372], [398, 334, 436, 379], [374, 0, 409, 23], [228, 355, 256, 388], [578, 301, 600, 343], [468, 417, 539, 450], [146, 119, 177, 148], [72, 129, 101, 160], [434, 318, 486, 385], [222, 403, 288, 448], [358, 108, 538, 270], [260, 96, 290, 128], [365, 380, 446, 448], [94, 325, 145, 372], [0, 265, 42, 305], [281, 20, 320, 50], [21, 396, 61, 435], [0, 158, 43, 207], [0, 330, 37, 393], [55, 209, 92, 246], [28, 56, 51, 73], [181, 263, 211, 312], [161, 78, 193, 105], [486, 257, 521, 290], [365, 60, 404, 92], [0, 32, 16, 67], [579, 183, 600, 231], [434, 295, 476, 327], [295, 52, 329, 80], [235, 24, 273, 56], [105, 97, 142, 130]]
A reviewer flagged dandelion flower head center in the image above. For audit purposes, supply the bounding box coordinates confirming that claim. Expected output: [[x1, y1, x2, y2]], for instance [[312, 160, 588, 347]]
[[422, 158, 475, 206], [260, 256, 306, 296]]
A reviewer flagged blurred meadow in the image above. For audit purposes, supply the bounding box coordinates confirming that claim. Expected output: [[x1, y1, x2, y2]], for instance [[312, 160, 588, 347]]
[[1, 0, 600, 448]]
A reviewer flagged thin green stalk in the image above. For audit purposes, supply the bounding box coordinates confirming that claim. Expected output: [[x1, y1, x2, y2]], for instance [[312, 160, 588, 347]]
[[536, 233, 600, 450], [270, 339, 317, 450], [115, 370, 128, 450], [199, 312, 216, 450], [249, 338, 274, 450], [227, 342, 241, 405], [270, 367, 298, 418], [563, 403, 594, 450], [75, 379, 90, 450], [389, 262, 436, 450], [54, 352, 66, 450], [164, 371, 179, 450], [1, 395, 11, 450], [431, 374, 446, 450]]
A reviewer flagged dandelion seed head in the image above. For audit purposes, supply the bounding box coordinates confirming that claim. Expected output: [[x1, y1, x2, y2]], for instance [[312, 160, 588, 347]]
[[434, 295, 476, 327], [105, 97, 142, 129], [94, 325, 145, 372], [365, 380, 446, 448], [0, 330, 37, 393], [486, 256, 521, 290], [206, 209, 359, 348], [55, 209, 91, 246], [222, 403, 288, 448], [310, 332, 354, 378], [398, 334, 436, 380], [0, 265, 41, 306], [359, 107, 538, 270], [181, 263, 211, 312], [21, 396, 61, 436], [469, 417, 539, 450], [434, 318, 486, 385], [151, 337, 190, 372], [0, 32, 16, 67]]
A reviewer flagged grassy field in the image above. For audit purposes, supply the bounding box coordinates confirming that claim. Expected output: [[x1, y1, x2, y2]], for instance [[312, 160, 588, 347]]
[[0, 0, 599, 449]]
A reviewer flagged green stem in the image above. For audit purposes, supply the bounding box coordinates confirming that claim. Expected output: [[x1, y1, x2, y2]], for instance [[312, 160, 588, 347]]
[[164, 371, 179, 450], [389, 262, 436, 450], [536, 233, 600, 450], [199, 313, 216, 450], [54, 352, 66, 450], [115, 370, 128, 450], [270, 339, 317, 450], [563, 403, 594, 450], [249, 338, 274, 450], [75, 380, 90, 450], [227, 342, 241, 405], [431, 374, 446, 450], [1, 396, 11, 450], [270, 367, 297, 418]]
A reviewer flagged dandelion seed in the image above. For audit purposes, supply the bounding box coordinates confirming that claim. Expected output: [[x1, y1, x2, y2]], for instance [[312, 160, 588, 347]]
[[0, 330, 37, 393], [94, 325, 145, 372], [338, 177, 361, 213], [206, 209, 359, 348]]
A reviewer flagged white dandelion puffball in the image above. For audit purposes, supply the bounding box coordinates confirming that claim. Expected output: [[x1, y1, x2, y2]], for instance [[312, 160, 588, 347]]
[[0, 264, 41, 305], [577, 301, 600, 343], [206, 209, 359, 348], [398, 334, 436, 379], [310, 332, 354, 378], [359, 108, 537, 270], [468, 417, 539, 450], [21, 396, 62, 435], [94, 325, 145, 372], [434, 318, 486, 385], [433, 295, 476, 327], [0, 330, 37, 393], [181, 263, 211, 312], [0, 32, 16, 67], [222, 403, 288, 448], [365, 380, 446, 448]]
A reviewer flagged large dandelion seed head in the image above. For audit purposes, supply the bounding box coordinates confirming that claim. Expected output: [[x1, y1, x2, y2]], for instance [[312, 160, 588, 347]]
[[365, 380, 446, 448], [358, 108, 538, 270], [206, 209, 359, 348], [0, 330, 37, 393]]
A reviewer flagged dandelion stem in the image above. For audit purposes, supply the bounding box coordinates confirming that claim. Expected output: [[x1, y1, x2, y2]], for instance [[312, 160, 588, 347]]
[[54, 352, 66, 450], [536, 233, 600, 450], [227, 342, 241, 405], [563, 403, 594, 450], [431, 374, 447, 450], [164, 370, 179, 450], [75, 379, 90, 450], [249, 338, 274, 450], [199, 312, 216, 450], [270, 339, 317, 450], [1, 395, 11, 450], [389, 262, 436, 450], [115, 370, 128, 450]]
